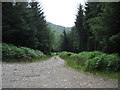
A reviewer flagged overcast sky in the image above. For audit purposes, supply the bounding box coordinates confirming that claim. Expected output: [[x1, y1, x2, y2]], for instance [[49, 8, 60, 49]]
[[38, 0, 86, 27]]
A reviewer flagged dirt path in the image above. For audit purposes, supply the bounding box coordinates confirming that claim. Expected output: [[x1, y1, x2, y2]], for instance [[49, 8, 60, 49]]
[[2, 56, 118, 88]]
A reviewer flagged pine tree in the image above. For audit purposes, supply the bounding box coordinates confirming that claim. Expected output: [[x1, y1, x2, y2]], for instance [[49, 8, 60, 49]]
[[85, 2, 120, 54], [2, 2, 32, 47], [30, 2, 52, 54], [2, 2, 53, 54], [75, 4, 87, 52], [60, 29, 70, 51], [84, 2, 101, 51], [68, 27, 79, 52]]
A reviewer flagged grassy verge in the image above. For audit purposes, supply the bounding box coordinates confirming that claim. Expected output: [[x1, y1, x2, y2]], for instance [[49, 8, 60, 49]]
[[60, 53, 120, 80]]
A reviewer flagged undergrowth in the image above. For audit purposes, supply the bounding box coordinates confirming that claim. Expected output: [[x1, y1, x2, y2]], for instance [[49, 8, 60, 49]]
[[60, 51, 120, 79], [2, 43, 47, 62]]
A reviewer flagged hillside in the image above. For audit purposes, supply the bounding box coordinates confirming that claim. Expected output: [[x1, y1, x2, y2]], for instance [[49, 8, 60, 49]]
[[47, 22, 71, 51], [47, 22, 71, 36]]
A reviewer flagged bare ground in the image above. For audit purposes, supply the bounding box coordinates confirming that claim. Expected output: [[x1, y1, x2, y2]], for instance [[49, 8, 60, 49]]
[[2, 56, 118, 88]]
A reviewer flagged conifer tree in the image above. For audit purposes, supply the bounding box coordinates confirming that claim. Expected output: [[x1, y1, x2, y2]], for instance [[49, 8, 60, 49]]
[[2, 2, 52, 54], [75, 4, 86, 52]]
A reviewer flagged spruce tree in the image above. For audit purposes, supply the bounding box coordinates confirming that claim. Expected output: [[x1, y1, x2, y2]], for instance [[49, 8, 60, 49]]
[[2, 2, 52, 54], [75, 4, 86, 52]]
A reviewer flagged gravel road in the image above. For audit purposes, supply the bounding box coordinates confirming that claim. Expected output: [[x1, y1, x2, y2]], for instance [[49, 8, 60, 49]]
[[2, 56, 118, 88]]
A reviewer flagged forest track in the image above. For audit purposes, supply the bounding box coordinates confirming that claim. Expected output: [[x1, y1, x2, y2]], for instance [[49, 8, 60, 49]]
[[2, 56, 118, 88]]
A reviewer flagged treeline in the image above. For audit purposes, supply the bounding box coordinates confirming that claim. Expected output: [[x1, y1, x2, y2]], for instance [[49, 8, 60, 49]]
[[2, 2, 53, 54], [2, 2, 120, 55], [60, 2, 120, 54]]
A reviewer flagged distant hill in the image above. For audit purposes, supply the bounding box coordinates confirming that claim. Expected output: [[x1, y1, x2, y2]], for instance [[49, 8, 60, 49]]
[[47, 22, 71, 36], [47, 22, 71, 51]]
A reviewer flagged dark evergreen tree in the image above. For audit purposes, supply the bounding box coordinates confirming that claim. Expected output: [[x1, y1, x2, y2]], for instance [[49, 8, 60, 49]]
[[60, 29, 69, 51], [2, 2, 33, 47], [100, 2, 120, 54], [87, 2, 120, 54], [29, 2, 52, 54], [66, 2, 120, 54], [2, 2, 53, 54], [84, 2, 101, 51], [75, 4, 87, 52], [68, 27, 79, 52]]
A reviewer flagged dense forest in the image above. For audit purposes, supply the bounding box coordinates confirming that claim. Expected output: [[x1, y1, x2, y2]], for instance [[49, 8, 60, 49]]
[[2, 2, 120, 55], [59, 2, 120, 75], [60, 2, 120, 54], [2, 2, 52, 54]]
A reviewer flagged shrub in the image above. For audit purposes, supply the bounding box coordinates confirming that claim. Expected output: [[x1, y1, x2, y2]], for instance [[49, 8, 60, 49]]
[[51, 52, 59, 56], [59, 51, 74, 57], [60, 51, 120, 72], [2, 43, 46, 62], [85, 53, 120, 72]]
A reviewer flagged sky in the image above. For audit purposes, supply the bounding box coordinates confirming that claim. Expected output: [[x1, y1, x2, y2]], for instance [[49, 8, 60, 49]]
[[38, 0, 86, 27]]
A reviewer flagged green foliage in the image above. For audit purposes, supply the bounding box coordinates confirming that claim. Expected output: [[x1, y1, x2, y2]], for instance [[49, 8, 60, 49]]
[[2, 2, 53, 54], [60, 30, 70, 51], [85, 53, 119, 71], [61, 2, 120, 54], [85, 2, 120, 53], [75, 4, 88, 52], [2, 43, 46, 62], [68, 27, 80, 52], [60, 51, 74, 57], [47, 22, 71, 52], [47, 22, 71, 37], [60, 51, 120, 72], [51, 52, 59, 56]]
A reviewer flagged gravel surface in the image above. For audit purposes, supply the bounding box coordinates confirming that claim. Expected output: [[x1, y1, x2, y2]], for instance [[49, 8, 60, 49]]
[[2, 56, 118, 88]]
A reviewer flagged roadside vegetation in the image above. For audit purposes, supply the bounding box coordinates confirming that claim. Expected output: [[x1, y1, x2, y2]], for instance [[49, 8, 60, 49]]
[[60, 51, 120, 79], [2, 43, 50, 63], [59, 2, 120, 79]]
